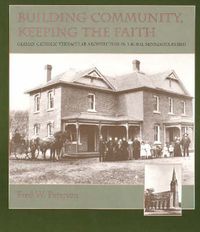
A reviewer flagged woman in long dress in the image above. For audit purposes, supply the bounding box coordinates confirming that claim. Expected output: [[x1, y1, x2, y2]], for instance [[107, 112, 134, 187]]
[[145, 141, 152, 159], [174, 137, 182, 157], [140, 141, 146, 159]]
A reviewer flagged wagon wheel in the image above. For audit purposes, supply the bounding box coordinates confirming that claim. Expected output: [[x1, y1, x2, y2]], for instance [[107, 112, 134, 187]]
[[25, 148, 40, 160], [24, 147, 32, 160], [14, 147, 22, 160], [34, 148, 40, 159]]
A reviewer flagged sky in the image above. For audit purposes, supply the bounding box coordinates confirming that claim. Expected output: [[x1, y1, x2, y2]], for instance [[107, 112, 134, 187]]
[[145, 164, 182, 200], [10, 53, 195, 110]]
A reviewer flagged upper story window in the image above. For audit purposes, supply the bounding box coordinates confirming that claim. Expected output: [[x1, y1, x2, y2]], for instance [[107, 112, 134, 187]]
[[168, 97, 174, 114], [47, 90, 54, 110], [154, 125, 160, 142], [181, 101, 186, 115], [88, 93, 96, 112], [34, 124, 40, 136], [153, 95, 160, 113], [47, 122, 53, 137], [34, 94, 40, 112]]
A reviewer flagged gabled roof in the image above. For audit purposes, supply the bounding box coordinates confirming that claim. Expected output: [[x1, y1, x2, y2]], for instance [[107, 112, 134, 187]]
[[108, 70, 191, 96], [108, 71, 155, 91], [25, 67, 192, 97]]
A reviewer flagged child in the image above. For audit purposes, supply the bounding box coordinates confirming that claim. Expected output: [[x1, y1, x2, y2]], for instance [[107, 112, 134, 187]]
[[145, 141, 152, 159], [163, 143, 170, 158], [169, 144, 174, 157], [140, 141, 146, 159]]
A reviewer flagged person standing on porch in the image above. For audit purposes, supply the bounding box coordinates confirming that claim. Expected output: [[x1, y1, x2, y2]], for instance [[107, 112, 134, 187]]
[[128, 139, 133, 160], [181, 133, 191, 157], [113, 137, 118, 159], [133, 137, 141, 159], [99, 136, 106, 162], [145, 141, 152, 159], [169, 144, 174, 157], [121, 137, 129, 160], [106, 137, 114, 161], [140, 141, 146, 159], [174, 137, 182, 157]]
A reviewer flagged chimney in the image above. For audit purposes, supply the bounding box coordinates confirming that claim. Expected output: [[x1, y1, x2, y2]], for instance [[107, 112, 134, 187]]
[[45, 64, 52, 82], [132, 60, 140, 72]]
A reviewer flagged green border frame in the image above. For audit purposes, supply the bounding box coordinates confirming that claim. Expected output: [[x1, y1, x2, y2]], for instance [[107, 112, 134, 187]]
[[0, 0, 199, 231]]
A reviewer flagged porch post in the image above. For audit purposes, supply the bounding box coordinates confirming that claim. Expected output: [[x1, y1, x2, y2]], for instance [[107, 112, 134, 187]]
[[63, 122, 66, 132], [99, 123, 102, 138], [178, 125, 182, 138], [163, 124, 166, 145], [139, 123, 142, 140], [76, 122, 79, 153], [126, 123, 129, 140]]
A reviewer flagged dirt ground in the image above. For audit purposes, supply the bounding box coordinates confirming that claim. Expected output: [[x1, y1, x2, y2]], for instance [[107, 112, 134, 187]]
[[9, 153, 194, 185]]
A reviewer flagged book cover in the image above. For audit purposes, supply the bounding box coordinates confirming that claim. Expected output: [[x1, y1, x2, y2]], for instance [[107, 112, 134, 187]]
[[9, 5, 195, 211], [0, 1, 199, 232]]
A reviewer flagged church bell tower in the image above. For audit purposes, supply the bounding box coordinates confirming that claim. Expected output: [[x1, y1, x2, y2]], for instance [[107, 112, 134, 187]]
[[170, 168, 179, 208]]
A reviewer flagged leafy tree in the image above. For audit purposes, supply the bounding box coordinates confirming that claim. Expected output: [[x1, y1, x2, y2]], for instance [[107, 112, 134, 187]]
[[10, 110, 29, 139]]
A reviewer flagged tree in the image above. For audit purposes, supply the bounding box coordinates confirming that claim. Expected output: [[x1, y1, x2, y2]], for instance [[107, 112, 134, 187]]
[[145, 188, 155, 211], [10, 110, 29, 139]]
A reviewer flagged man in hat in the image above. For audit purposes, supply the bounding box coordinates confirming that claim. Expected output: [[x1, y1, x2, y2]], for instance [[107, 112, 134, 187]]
[[99, 135, 106, 162], [133, 137, 141, 160], [181, 133, 191, 157]]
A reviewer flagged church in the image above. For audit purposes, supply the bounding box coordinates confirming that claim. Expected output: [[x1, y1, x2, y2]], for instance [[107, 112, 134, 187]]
[[26, 59, 193, 156], [144, 168, 180, 211]]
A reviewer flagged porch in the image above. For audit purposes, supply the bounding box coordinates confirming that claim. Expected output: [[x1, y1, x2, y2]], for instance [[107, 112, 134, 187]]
[[62, 117, 142, 155], [164, 117, 194, 149]]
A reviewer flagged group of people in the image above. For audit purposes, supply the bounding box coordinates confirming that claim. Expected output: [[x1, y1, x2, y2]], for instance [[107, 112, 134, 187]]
[[99, 137, 129, 161], [99, 136, 151, 162], [172, 133, 191, 157], [99, 133, 191, 162]]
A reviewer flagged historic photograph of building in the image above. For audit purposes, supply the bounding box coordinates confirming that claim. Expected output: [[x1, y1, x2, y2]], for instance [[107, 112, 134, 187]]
[[144, 164, 182, 216], [9, 54, 194, 185], [25, 57, 193, 155]]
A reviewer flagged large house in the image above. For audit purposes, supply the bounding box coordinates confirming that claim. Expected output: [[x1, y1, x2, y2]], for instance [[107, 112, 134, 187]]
[[144, 168, 180, 211], [26, 59, 194, 155]]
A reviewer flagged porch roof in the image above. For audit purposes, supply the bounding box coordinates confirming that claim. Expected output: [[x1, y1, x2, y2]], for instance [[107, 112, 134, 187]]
[[164, 116, 194, 126], [62, 112, 142, 124]]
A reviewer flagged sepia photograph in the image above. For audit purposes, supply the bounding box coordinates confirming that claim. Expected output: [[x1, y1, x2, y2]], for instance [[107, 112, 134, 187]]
[[9, 54, 194, 185], [144, 164, 182, 216]]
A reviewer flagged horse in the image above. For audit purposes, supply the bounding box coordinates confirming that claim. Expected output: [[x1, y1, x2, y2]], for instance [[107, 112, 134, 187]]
[[37, 131, 70, 161]]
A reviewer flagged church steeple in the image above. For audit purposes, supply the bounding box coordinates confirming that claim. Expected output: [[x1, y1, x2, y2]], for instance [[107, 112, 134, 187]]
[[170, 168, 178, 187], [172, 168, 177, 182], [170, 168, 179, 207]]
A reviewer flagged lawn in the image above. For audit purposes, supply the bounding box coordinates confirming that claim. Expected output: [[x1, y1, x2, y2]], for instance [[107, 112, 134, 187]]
[[9, 154, 194, 185]]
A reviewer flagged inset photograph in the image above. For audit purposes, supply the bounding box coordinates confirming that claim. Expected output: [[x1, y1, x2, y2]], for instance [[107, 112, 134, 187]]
[[144, 164, 182, 216]]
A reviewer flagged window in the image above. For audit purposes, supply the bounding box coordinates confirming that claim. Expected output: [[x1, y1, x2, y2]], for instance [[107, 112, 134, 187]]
[[181, 127, 187, 135], [181, 101, 186, 115], [154, 125, 160, 142], [34, 124, 40, 136], [168, 97, 174, 114], [88, 93, 96, 111], [34, 94, 40, 112], [153, 95, 160, 112], [65, 125, 77, 142], [47, 91, 54, 109], [47, 123, 53, 137]]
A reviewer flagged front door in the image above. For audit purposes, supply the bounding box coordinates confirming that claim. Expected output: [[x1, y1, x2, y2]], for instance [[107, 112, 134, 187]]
[[88, 126, 95, 152], [169, 128, 174, 143], [166, 127, 180, 144]]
